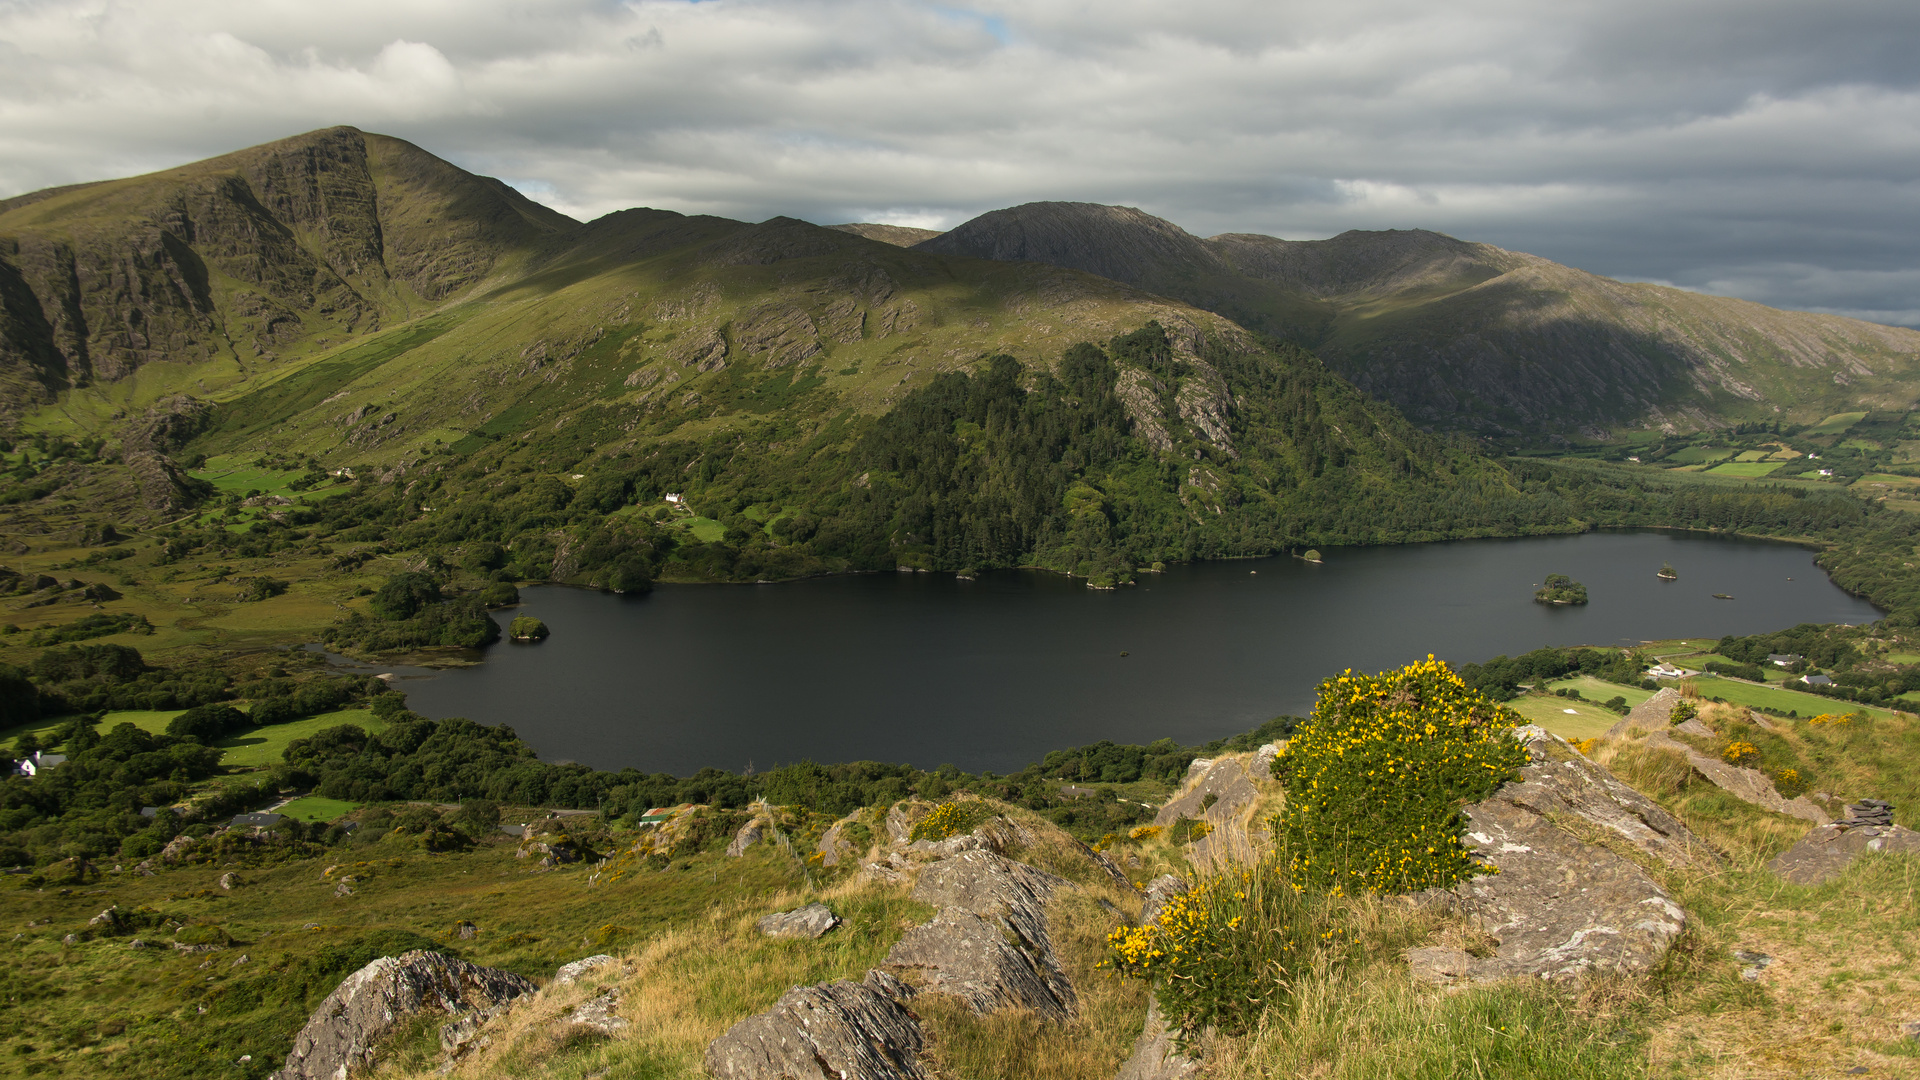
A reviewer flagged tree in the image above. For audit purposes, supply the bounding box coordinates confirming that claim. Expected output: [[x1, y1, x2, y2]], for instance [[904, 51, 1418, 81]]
[[371, 572, 442, 620], [0, 663, 39, 729], [166, 704, 250, 743]]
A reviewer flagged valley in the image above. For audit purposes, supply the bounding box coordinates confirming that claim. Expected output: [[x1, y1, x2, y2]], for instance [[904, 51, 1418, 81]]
[[0, 126, 1918, 1080]]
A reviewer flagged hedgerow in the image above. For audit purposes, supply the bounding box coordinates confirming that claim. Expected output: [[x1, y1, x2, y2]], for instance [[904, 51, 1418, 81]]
[[1278, 657, 1528, 895]]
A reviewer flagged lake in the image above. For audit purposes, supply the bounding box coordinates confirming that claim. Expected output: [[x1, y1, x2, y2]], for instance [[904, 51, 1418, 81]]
[[380, 530, 1880, 775]]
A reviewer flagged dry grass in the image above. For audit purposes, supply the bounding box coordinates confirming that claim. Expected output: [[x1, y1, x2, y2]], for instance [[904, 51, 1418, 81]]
[[410, 873, 932, 1080]]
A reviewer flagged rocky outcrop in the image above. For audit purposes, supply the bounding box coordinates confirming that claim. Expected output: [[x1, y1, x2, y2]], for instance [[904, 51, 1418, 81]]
[[1153, 746, 1280, 870], [271, 950, 535, 1080], [1114, 368, 1174, 454], [1115, 997, 1202, 1080], [815, 813, 862, 866], [725, 817, 765, 857], [1645, 730, 1830, 824], [705, 970, 928, 1080], [1139, 874, 1187, 924], [884, 850, 1076, 1020], [1605, 687, 1681, 738], [758, 903, 839, 940], [1414, 729, 1705, 984], [551, 954, 616, 988], [1769, 808, 1920, 885]]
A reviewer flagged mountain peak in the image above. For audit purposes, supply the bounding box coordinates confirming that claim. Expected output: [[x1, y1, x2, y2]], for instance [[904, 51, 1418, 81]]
[[914, 202, 1222, 284]]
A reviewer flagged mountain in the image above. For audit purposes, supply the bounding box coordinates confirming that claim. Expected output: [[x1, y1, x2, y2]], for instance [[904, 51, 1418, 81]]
[[916, 202, 1920, 438], [0, 128, 1555, 588], [827, 223, 943, 247], [0, 127, 577, 424]]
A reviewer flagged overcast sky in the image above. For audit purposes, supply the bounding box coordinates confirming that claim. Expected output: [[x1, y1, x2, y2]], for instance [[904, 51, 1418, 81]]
[[3, 0, 1917, 324]]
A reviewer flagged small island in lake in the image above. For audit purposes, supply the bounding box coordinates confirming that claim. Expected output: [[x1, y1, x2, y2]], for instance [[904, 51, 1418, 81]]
[[1657, 562, 1677, 580], [1533, 573, 1589, 605], [1712, 593, 1734, 600], [509, 615, 550, 641]]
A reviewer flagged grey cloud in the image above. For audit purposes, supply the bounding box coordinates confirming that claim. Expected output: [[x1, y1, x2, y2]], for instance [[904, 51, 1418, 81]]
[[1, 0, 1915, 323]]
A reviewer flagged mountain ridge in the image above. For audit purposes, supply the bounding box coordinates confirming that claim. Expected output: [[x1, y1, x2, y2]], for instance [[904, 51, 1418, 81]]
[[917, 201, 1920, 437]]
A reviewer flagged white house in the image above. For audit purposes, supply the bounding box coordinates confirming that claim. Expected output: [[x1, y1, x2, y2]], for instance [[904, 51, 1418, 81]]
[[13, 751, 66, 777], [664, 493, 683, 504], [1648, 662, 1691, 679]]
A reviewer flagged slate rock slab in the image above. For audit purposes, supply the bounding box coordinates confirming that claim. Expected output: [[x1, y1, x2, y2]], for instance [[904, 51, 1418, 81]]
[[1605, 687, 1681, 739], [705, 970, 928, 1080], [757, 902, 839, 940], [1768, 822, 1920, 885], [1646, 730, 1829, 824], [1415, 729, 1702, 983], [271, 950, 535, 1080], [725, 818, 765, 857], [889, 851, 1076, 1019], [551, 954, 615, 987], [1115, 995, 1201, 1080]]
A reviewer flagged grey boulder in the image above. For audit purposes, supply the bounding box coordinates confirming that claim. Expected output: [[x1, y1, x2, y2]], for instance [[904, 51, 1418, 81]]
[[270, 950, 535, 1080], [705, 970, 927, 1080], [757, 903, 839, 940], [1768, 821, 1920, 885], [885, 850, 1076, 1020], [1417, 729, 1703, 983]]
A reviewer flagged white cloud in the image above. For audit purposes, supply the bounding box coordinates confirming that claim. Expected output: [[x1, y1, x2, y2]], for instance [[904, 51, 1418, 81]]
[[0, 0, 1916, 321]]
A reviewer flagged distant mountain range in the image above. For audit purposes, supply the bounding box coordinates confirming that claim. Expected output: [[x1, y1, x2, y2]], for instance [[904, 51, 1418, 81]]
[[6, 132, 1914, 450], [898, 202, 1920, 438]]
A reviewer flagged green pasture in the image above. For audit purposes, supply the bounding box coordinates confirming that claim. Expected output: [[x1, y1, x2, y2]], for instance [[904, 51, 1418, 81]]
[[1707, 461, 1785, 477], [0, 708, 184, 751], [1663, 445, 1736, 465], [1507, 695, 1625, 741], [1, 706, 386, 770], [1806, 411, 1868, 435], [1691, 675, 1904, 720], [1542, 675, 1656, 707], [680, 516, 727, 543], [274, 795, 360, 822], [1733, 450, 1771, 462], [216, 707, 383, 768]]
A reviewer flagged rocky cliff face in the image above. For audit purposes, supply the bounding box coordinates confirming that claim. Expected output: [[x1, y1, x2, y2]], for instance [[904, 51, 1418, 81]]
[[0, 127, 577, 420]]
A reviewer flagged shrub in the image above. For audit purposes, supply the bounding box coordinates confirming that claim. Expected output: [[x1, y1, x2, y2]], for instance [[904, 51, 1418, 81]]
[[1722, 741, 1760, 767], [1278, 657, 1529, 895], [1772, 766, 1808, 798], [1104, 861, 1341, 1035], [909, 798, 993, 842], [1669, 699, 1698, 725]]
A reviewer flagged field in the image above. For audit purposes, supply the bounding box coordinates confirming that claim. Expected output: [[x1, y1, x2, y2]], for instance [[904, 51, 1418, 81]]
[[0, 706, 383, 775], [1506, 695, 1625, 740], [215, 708, 385, 768], [273, 795, 360, 822], [1706, 461, 1784, 477], [1805, 411, 1869, 435], [1691, 675, 1905, 720], [1663, 445, 1736, 465]]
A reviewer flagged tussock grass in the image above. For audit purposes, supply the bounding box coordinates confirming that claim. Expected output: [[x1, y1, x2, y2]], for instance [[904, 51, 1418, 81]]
[[421, 874, 931, 1080]]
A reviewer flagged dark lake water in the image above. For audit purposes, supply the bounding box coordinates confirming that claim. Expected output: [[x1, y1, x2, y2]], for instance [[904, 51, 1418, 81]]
[[378, 531, 1879, 775]]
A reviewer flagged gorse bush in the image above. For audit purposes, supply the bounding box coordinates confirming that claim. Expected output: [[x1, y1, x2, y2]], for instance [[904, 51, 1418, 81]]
[[1279, 658, 1529, 895], [908, 798, 993, 842], [1104, 859, 1342, 1035]]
